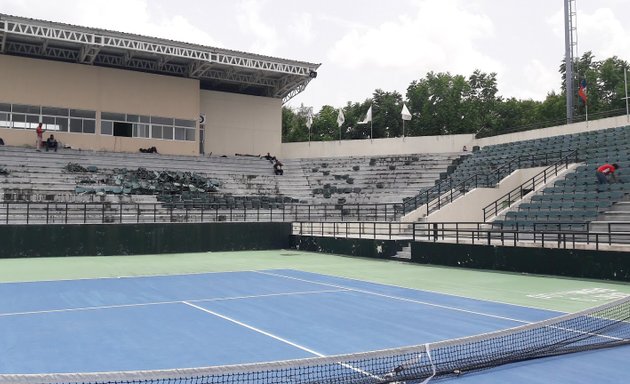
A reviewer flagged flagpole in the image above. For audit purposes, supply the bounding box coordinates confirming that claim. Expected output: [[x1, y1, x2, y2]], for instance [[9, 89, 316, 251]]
[[370, 120, 373, 141], [585, 102, 588, 128], [625, 67, 629, 122], [402, 119, 405, 140]]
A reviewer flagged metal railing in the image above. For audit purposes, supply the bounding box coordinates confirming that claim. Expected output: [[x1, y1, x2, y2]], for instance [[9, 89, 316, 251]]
[[292, 221, 630, 250], [402, 150, 574, 215], [411, 221, 630, 250], [475, 107, 629, 138], [482, 150, 579, 221], [0, 201, 404, 225]]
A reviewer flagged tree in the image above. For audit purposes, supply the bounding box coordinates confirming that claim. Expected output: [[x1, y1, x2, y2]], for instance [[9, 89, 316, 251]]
[[371, 89, 403, 138], [310, 105, 340, 141], [283, 53, 630, 141]]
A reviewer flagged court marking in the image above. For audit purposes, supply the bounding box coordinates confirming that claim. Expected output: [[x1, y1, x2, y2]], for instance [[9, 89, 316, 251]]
[[256, 270, 538, 325], [528, 288, 630, 302], [182, 301, 385, 381], [0, 288, 348, 317]]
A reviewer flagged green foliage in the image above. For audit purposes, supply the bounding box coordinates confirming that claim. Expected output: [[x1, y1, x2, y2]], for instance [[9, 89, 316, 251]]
[[282, 52, 629, 142]]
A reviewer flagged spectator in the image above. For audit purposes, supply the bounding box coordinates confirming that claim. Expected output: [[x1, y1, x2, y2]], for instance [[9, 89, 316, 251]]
[[263, 152, 277, 163], [462, 145, 468, 152], [35, 123, 44, 151], [46, 134, 58, 152], [273, 160, 284, 175], [596, 163, 619, 191]]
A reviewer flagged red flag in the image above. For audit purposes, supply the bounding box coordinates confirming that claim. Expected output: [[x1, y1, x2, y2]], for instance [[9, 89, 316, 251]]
[[578, 79, 587, 104]]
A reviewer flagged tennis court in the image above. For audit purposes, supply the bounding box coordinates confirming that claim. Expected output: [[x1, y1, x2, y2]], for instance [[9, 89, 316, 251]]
[[1, 253, 629, 383]]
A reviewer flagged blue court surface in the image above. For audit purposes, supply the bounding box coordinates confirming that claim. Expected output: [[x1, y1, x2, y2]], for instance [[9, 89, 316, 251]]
[[0, 269, 627, 383]]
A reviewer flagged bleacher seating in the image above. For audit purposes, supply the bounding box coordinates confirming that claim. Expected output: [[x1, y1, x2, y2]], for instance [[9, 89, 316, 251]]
[[0, 146, 460, 212], [488, 126, 630, 229], [299, 153, 461, 204]]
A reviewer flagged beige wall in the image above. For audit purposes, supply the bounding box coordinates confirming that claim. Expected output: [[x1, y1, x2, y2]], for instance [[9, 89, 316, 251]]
[[0, 55, 200, 155], [423, 167, 547, 222], [280, 114, 630, 160], [281, 134, 475, 159], [200, 90, 282, 156]]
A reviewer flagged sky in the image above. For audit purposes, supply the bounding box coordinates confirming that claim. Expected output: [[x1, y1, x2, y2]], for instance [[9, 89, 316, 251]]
[[2, 0, 629, 111]]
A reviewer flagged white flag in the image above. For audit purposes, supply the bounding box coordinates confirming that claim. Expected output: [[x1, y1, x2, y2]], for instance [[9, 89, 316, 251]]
[[337, 109, 345, 127], [401, 103, 412, 121], [358, 105, 372, 125], [306, 112, 313, 129]]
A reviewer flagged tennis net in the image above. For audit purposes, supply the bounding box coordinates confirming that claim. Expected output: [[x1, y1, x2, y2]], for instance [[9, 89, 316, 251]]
[[3, 296, 630, 384]]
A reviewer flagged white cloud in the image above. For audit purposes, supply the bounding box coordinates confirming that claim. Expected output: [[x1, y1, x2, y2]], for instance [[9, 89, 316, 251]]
[[236, 0, 280, 55], [503, 59, 560, 100], [548, 6, 630, 62], [288, 12, 314, 45], [578, 8, 630, 61], [327, 0, 501, 75]]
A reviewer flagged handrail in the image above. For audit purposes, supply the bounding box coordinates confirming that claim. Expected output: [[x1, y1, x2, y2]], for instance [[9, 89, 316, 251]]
[[402, 149, 574, 215], [0, 201, 404, 225], [482, 149, 579, 221]]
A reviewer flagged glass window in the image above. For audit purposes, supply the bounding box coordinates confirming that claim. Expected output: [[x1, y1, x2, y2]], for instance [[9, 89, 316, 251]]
[[0, 112, 10, 126], [0, 104, 11, 112], [140, 115, 150, 123], [185, 128, 195, 141], [151, 116, 173, 125], [42, 107, 69, 117], [12, 114, 26, 123], [174, 127, 185, 141], [70, 119, 83, 133], [162, 126, 173, 140], [127, 114, 140, 123], [42, 116, 55, 124], [101, 112, 125, 121], [133, 123, 149, 138], [70, 109, 96, 119], [175, 119, 196, 128], [151, 125, 162, 139], [13, 104, 40, 114], [101, 121, 112, 135], [57, 118, 69, 132], [26, 115, 40, 123], [84, 120, 96, 134]]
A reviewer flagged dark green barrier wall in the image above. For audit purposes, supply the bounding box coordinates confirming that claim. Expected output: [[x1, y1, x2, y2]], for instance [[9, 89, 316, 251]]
[[411, 242, 630, 282], [1, 222, 291, 258], [291, 236, 401, 259]]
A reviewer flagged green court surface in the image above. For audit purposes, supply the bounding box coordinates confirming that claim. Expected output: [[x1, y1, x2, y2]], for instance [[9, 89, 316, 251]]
[[1, 250, 629, 313]]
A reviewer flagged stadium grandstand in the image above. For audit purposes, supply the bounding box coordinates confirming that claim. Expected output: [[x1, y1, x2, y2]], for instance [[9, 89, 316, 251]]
[[1, 10, 630, 384]]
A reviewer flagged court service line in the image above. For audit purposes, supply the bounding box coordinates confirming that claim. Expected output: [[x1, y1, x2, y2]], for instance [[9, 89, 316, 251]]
[[182, 301, 384, 381], [255, 271, 533, 325], [182, 301, 327, 356], [0, 289, 348, 317]]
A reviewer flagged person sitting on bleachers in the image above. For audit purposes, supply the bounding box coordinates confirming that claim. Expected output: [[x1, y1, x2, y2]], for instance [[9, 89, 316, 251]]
[[263, 152, 277, 163], [596, 163, 619, 191], [45, 134, 58, 152], [273, 159, 284, 175]]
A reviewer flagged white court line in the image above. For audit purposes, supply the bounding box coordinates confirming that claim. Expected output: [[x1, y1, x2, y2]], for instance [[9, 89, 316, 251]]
[[255, 270, 535, 325], [285, 268, 571, 314], [183, 301, 327, 356], [0, 289, 347, 317], [0, 269, 260, 285], [182, 301, 384, 381]]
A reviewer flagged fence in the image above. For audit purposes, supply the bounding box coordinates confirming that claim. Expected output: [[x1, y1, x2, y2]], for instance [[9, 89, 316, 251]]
[[0, 201, 404, 225], [292, 221, 630, 250]]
